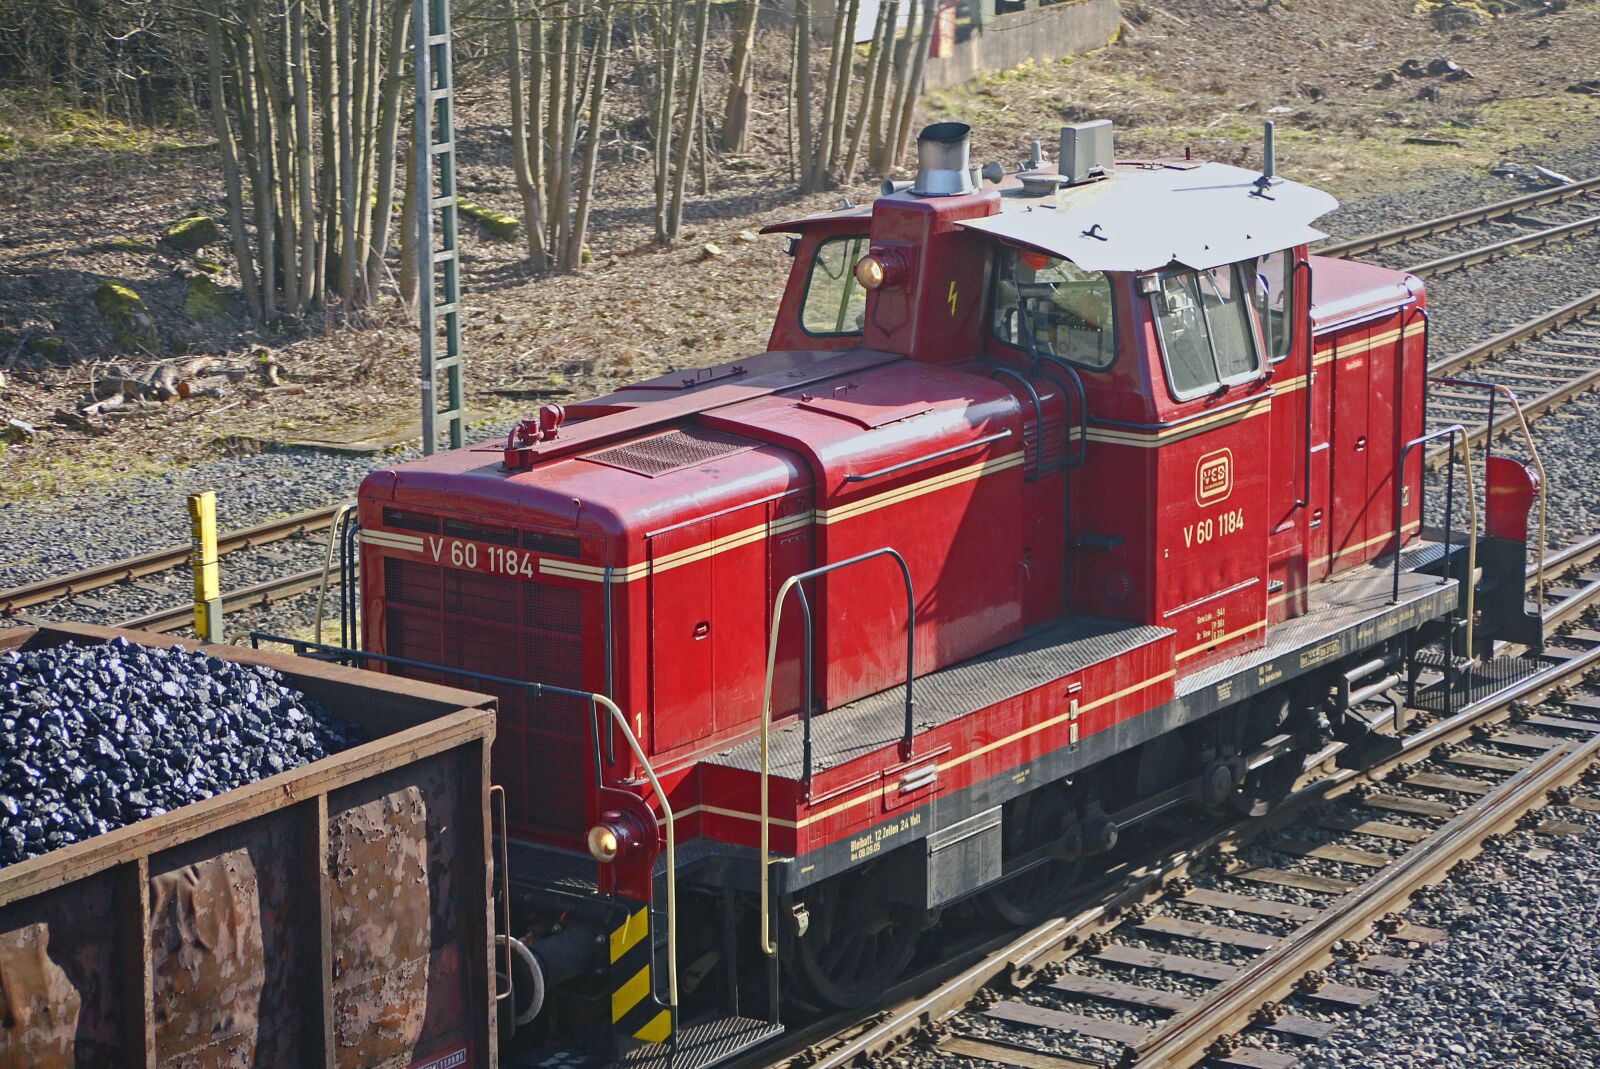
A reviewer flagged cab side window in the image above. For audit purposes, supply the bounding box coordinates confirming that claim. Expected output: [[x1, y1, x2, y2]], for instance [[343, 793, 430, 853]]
[[1150, 264, 1262, 399], [1255, 250, 1294, 363], [993, 247, 1116, 369], [801, 235, 869, 336]]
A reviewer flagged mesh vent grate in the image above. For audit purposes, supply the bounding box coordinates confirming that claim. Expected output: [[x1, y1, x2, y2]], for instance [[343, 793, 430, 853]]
[[584, 426, 754, 477]]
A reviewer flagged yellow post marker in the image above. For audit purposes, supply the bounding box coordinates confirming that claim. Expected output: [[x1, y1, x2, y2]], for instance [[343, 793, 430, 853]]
[[188, 492, 223, 641]]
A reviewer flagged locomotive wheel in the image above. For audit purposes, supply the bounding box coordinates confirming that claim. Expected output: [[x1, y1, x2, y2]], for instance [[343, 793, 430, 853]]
[[1227, 751, 1302, 818], [981, 787, 1085, 927], [794, 863, 920, 1009], [1223, 693, 1305, 818]]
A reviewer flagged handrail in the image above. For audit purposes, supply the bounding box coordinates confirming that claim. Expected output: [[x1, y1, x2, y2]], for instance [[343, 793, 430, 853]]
[[1032, 353, 1090, 469], [1429, 376, 1549, 613], [244, 632, 680, 1016], [1293, 257, 1314, 508], [1393, 425, 1477, 659], [842, 429, 1012, 483], [757, 547, 916, 957], [988, 367, 1045, 477], [314, 502, 358, 645]]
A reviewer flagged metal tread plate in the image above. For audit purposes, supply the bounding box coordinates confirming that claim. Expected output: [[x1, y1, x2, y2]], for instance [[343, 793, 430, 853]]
[[707, 616, 1171, 775], [618, 1015, 783, 1069], [1177, 561, 1456, 702]]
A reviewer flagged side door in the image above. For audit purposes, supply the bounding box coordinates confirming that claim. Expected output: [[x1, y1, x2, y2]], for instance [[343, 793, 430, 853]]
[[648, 518, 714, 753], [1329, 324, 1372, 573]]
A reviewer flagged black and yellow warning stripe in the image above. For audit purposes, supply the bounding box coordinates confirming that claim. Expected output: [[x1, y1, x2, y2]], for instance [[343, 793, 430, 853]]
[[610, 906, 673, 1046]]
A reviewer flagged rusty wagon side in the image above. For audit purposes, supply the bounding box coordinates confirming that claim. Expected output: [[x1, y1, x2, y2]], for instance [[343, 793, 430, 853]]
[[0, 621, 498, 1069]]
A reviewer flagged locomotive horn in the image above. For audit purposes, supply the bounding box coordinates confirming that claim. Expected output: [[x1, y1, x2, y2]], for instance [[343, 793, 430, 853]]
[[912, 121, 975, 197]]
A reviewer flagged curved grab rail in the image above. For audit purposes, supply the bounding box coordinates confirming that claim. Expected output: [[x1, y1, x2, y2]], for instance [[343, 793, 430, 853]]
[[758, 547, 915, 957], [1395, 424, 1477, 660], [1032, 353, 1090, 469], [1428, 376, 1548, 614], [314, 502, 358, 646]]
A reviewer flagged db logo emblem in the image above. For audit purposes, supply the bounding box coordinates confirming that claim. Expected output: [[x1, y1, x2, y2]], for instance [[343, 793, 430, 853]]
[[1196, 449, 1233, 505]]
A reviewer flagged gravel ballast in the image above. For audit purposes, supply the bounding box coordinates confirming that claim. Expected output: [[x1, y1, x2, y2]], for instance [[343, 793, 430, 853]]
[[0, 636, 363, 866], [1304, 803, 1600, 1068]]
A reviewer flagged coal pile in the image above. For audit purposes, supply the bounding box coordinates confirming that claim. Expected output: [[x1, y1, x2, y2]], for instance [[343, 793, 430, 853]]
[[0, 637, 364, 867]]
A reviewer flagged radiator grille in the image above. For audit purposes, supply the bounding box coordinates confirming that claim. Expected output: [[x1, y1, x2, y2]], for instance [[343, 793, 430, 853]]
[[383, 557, 588, 837], [383, 507, 440, 534], [584, 426, 753, 477], [443, 516, 519, 545]]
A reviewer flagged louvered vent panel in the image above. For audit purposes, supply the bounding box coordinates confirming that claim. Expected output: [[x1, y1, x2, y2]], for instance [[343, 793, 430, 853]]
[[383, 556, 589, 838], [584, 426, 753, 477]]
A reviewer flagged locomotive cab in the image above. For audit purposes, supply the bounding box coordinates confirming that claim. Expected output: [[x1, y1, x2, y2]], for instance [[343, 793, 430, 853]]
[[351, 121, 1544, 1067]]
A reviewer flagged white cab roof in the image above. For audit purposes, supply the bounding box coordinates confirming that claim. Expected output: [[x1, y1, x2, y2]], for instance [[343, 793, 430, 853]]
[[959, 161, 1338, 273]]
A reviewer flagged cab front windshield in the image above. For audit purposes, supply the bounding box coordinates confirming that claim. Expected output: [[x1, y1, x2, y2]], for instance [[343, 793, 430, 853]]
[[994, 247, 1116, 369]]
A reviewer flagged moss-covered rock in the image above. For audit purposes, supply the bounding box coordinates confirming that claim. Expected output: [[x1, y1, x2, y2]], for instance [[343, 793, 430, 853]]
[[26, 336, 66, 360], [192, 255, 224, 275], [459, 201, 520, 240], [93, 236, 158, 254], [183, 275, 233, 320], [93, 280, 159, 352], [161, 212, 220, 253]]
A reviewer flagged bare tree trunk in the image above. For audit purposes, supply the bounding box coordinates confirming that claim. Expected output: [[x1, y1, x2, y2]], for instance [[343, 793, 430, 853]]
[[888, 0, 933, 171], [794, 0, 812, 190], [565, 0, 615, 270], [205, 3, 262, 321], [398, 134, 420, 311], [843, 0, 892, 181], [826, 0, 861, 173], [318, 0, 340, 307], [719, 0, 760, 153], [234, 19, 278, 321], [878, 0, 920, 176], [368, 0, 409, 286], [336, 0, 358, 310], [250, 3, 299, 318], [507, 0, 548, 272], [289, 0, 319, 308], [651, 0, 680, 243], [665, 0, 710, 238], [808, 0, 852, 187]]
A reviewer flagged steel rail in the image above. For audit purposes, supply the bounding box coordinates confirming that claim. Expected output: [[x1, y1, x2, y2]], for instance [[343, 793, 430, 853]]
[[1428, 288, 1600, 378], [1322, 175, 1600, 259], [1425, 362, 1600, 471], [787, 581, 1600, 1069], [1132, 730, 1600, 1068], [0, 504, 342, 616], [1406, 212, 1600, 279], [114, 565, 331, 634]]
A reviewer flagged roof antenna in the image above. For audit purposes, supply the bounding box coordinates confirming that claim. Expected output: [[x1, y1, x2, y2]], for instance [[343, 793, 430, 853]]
[[1254, 120, 1278, 195]]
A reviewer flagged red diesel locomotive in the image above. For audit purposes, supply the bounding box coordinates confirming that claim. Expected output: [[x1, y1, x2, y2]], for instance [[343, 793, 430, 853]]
[[351, 121, 1543, 1066]]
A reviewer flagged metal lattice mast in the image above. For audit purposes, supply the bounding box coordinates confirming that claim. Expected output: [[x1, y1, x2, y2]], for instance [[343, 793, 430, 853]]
[[413, 0, 464, 453]]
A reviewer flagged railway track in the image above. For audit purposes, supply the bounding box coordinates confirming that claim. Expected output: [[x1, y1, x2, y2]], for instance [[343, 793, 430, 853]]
[[0, 504, 341, 618], [1321, 174, 1600, 278], [1421, 287, 1600, 470], [768, 559, 1600, 1069]]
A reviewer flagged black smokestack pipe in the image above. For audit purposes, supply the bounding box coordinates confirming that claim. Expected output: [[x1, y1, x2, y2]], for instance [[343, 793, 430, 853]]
[[912, 122, 975, 197]]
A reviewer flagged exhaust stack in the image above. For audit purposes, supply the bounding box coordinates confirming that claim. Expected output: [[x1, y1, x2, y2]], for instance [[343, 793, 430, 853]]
[[912, 122, 976, 196]]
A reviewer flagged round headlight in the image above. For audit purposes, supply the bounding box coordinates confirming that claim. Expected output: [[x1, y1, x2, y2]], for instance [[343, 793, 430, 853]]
[[586, 823, 621, 863], [854, 254, 888, 290]]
